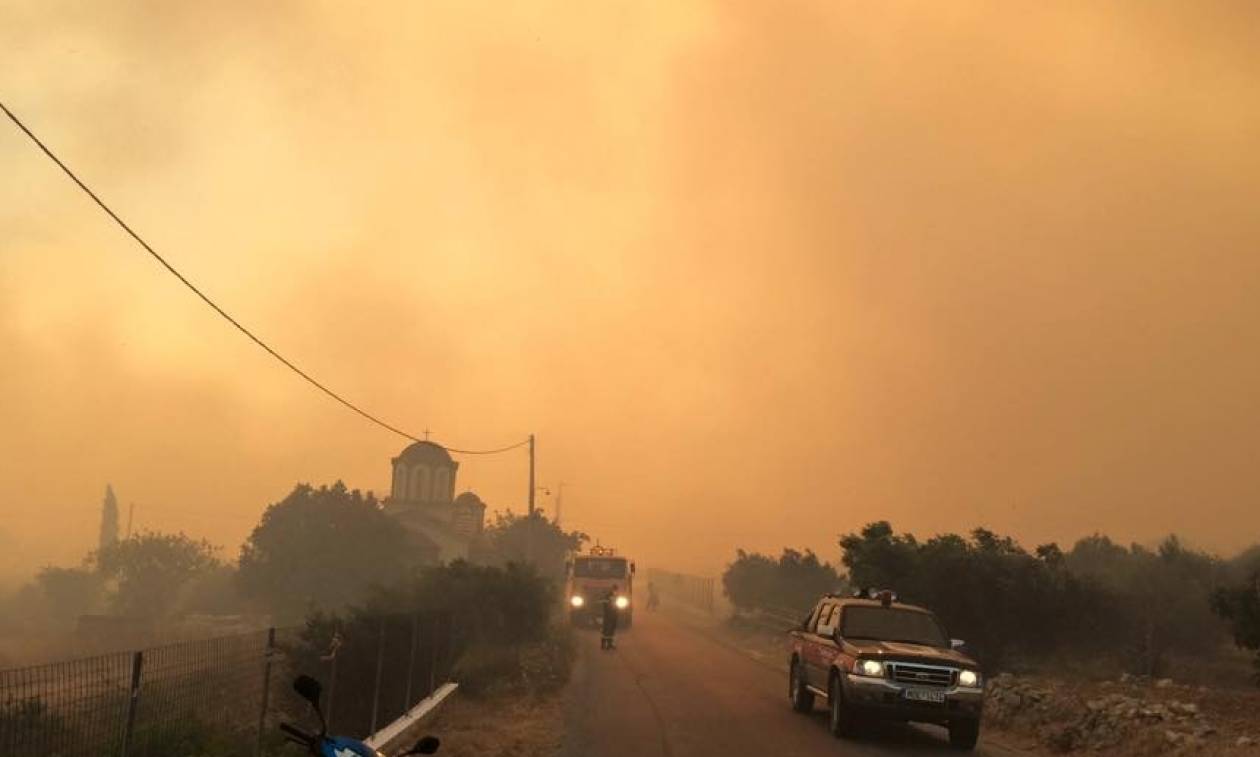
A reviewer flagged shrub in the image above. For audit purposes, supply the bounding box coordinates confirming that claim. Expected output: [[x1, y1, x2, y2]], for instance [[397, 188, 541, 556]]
[[1211, 572, 1260, 685], [722, 548, 843, 615], [836, 522, 1232, 673]]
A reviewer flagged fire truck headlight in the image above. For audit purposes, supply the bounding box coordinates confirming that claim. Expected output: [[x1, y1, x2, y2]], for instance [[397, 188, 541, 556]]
[[856, 659, 884, 677], [570, 595, 584, 608], [958, 670, 980, 688], [615, 596, 630, 610]]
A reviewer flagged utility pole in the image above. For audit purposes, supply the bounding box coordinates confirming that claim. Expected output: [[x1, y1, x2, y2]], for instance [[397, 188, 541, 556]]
[[528, 434, 536, 517], [525, 434, 536, 565]]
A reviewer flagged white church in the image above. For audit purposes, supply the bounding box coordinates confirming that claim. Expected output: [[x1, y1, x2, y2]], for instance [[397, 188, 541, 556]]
[[382, 440, 487, 562]]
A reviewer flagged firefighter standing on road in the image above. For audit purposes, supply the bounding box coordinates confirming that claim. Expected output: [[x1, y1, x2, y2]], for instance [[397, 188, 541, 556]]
[[600, 586, 620, 650]]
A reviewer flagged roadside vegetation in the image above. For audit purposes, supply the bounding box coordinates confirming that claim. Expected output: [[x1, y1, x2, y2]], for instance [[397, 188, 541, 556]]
[[1, 480, 585, 754], [721, 548, 844, 617], [724, 521, 1260, 685], [0, 481, 585, 712]]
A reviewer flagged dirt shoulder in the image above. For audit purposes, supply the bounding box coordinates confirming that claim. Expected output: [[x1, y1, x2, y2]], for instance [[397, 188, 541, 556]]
[[422, 691, 564, 757]]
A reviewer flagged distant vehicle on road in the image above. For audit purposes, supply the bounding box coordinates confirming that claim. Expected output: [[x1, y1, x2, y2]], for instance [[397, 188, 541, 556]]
[[787, 589, 984, 750], [566, 545, 636, 628]]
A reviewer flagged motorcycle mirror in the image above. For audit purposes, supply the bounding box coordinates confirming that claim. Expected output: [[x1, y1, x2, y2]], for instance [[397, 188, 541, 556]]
[[293, 675, 322, 707], [404, 735, 441, 754]]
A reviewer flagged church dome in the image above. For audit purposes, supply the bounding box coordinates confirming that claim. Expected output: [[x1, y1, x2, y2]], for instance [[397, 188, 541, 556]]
[[395, 441, 454, 467], [454, 491, 485, 509]]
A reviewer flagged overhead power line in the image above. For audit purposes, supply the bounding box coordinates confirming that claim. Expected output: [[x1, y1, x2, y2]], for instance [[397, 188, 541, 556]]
[[1, 99, 525, 456]]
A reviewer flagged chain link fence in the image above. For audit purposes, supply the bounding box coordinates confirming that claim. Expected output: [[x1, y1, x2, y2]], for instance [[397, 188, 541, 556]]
[[648, 569, 717, 614], [0, 613, 453, 757]]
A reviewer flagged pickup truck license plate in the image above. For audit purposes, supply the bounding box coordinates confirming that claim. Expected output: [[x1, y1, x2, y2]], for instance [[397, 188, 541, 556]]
[[903, 688, 946, 704]]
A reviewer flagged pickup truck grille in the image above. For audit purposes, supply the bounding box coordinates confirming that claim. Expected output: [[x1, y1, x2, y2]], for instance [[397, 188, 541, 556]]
[[888, 663, 955, 688]]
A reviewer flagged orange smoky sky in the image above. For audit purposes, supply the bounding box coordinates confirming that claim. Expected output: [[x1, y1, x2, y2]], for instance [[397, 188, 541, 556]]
[[2, 1, 1259, 580]]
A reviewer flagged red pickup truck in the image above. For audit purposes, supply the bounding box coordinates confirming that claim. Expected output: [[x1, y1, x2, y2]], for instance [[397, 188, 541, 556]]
[[787, 590, 985, 750]]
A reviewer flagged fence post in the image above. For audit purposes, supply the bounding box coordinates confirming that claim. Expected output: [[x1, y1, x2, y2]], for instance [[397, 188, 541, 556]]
[[404, 613, 418, 710], [369, 616, 386, 735], [325, 651, 338, 733], [255, 628, 276, 757], [429, 615, 439, 696], [119, 651, 143, 757]]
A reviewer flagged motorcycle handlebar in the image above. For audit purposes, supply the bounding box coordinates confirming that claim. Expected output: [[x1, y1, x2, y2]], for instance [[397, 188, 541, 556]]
[[279, 722, 315, 744]]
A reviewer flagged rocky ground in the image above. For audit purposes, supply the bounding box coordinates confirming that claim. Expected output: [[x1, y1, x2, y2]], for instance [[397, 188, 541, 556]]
[[986, 673, 1260, 754]]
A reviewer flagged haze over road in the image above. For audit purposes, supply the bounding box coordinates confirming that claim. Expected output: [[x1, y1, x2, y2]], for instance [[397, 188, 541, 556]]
[[561, 610, 1022, 757]]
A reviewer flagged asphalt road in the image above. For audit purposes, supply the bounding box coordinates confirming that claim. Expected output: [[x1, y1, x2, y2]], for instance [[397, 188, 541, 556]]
[[560, 609, 1024, 757]]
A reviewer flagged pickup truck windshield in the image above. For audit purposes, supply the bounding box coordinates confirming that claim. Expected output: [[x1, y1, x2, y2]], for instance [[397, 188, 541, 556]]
[[841, 607, 949, 648], [574, 557, 628, 578]]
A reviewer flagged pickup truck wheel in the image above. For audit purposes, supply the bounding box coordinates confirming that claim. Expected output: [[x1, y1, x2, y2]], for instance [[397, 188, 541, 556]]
[[789, 660, 814, 713], [827, 675, 857, 738], [948, 719, 980, 750]]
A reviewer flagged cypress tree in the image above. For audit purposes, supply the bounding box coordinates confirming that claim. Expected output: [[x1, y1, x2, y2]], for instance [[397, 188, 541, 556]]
[[99, 484, 119, 551]]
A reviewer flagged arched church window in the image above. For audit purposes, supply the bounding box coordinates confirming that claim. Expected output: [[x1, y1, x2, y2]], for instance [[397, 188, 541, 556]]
[[391, 463, 406, 499], [434, 468, 450, 503], [411, 465, 431, 501]]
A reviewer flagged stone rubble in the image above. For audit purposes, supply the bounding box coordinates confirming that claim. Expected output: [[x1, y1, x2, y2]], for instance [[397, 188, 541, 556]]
[[985, 673, 1256, 754]]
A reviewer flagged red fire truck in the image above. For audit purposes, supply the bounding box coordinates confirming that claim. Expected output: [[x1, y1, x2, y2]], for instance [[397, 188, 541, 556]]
[[565, 545, 636, 628]]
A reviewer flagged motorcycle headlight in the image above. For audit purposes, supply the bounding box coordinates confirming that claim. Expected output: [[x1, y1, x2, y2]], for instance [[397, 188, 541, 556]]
[[570, 595, 584, 608], [958, 670, 980, 688], [856, 659, 884, 677], [615, 596, 630, 610]]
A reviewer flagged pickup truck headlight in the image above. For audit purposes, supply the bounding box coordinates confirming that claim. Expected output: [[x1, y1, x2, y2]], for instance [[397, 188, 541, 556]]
[[958, 670, 980, 687], [854, 659, 884, 677], [615, 596, 630, 610], [570, 595, 584, 608]]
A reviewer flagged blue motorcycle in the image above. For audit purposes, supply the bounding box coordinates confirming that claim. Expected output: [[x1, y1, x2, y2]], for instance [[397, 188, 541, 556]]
[[280, 674, 440, 757]]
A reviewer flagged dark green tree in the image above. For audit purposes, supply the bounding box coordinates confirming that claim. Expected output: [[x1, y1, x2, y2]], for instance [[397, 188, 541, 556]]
[[1211, 573, 1260, 685], [838, 521, 920, 590], [838, 522, 1113, 669], [98, 484, 119, 552], [94, 531, 220, 617], [722, 548, 842, 614], [1066, 534, 1228, 675], [33, 566, 104, 625], [474, 510, 586, 585], [237, 482, 416, 622], [722, 549, 778, 613]]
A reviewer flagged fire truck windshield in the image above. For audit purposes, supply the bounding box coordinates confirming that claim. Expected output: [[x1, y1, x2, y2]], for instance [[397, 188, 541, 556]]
[[574, 557, 628, 579]]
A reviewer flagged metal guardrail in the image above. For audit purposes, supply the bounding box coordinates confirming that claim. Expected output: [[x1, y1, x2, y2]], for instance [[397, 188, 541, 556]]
[[0, 613, 454, 757]]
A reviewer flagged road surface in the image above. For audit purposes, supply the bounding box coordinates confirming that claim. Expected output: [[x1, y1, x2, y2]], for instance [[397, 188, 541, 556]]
[[560, 608, 1026, 757]]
